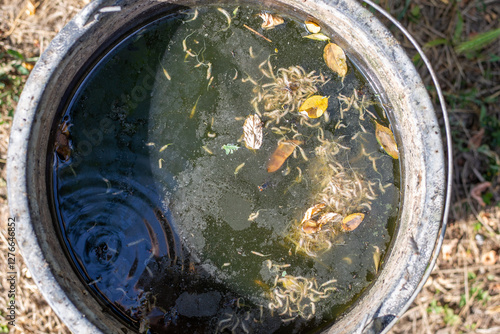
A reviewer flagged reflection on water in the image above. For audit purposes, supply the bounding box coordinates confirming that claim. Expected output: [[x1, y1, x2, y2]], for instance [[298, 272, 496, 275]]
[[51, 5, 400, 333]]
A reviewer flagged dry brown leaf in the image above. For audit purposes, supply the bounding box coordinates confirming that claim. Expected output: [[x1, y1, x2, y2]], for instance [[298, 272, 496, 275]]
[[470, 181, 491, 207], [302, 203, 326, 222], [302, 220, 321, 234], [323, 42, 348, 79], [375, 122, 399, 159], [243, 114, 263, 150], [469, 128, 484, 149], [341, 213, 365, 231], [267, 140, 302, 173], [258, 12, 284, 30]]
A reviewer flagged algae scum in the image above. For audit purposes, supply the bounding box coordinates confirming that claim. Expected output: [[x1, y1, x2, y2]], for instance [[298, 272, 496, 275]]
[[51, 5, 400, 333]]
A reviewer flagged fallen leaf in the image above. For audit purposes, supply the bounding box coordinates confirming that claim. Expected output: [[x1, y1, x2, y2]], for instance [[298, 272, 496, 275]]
[[341, 213, 365, 231], [323, 42, 348, 79], [304, 33, 330, 41], [301, 203, 326, 222], [302, 220, 321, 234], [243, 114, 263, 149], [470, 181, 491, 207], [305, 21, 320, 34], [259, 12, 284, 30], [469, 128, 484, 149], [267, 140, 302, 173], [55, 120, 71, 161], [375, 122, 399, 159], [299, 95, 329, 118]]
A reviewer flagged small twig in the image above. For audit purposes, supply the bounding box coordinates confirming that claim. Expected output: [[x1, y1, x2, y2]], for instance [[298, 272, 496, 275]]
[[243, 24, 272, 43]]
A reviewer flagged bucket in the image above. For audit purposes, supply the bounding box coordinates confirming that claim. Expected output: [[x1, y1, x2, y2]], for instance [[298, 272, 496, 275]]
[[7, 0, 451, 333]]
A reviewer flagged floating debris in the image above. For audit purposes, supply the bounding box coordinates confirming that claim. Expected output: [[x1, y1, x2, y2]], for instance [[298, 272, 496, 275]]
[[184, 8, 199, 22], [234, 162, 246, 175], [242, 114, 263, 150], [299, 95, 329, 119], [189, 95, 201, 119], [251, 251, 270, 257], [217, 8, 232, 31], [159, 143, 173, 152], [324, 42, 348, 79], [267, 140, 303, 173], [341, 213, 365, 231], [248, 211, 260, 221], [159, 62, 171, 80], [305, 21, 321, 34], [373, 246, 381, 273], [312, 157, 377, 215], [253, 62, 326, 124], [55, 119, 72, 161], [268, 274, 336, 320], [304, 33, 330, 41], [202, 145, 214, 155], [289, 207, 343, 257], [222, 144, 239, 155], [243, 24, 272, 43], [258, 181, 270, 191], [259, 12, 284, 30], [375, 122, 399, 159]]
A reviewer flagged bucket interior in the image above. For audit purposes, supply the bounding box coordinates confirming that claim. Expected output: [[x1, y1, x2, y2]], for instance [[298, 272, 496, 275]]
[[8, 1, 446, 333]]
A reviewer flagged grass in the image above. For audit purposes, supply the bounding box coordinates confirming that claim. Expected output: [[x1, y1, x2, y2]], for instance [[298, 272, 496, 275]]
[[0, 0, 499, 333], [0, 48, 36, 120]]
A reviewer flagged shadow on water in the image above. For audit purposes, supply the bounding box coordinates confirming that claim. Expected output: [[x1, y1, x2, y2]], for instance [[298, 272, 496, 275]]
[[49, 9, 290, 333]]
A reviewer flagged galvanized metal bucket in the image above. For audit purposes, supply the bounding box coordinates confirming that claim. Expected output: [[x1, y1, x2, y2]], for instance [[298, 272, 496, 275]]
[[7, 0, 451, 333]]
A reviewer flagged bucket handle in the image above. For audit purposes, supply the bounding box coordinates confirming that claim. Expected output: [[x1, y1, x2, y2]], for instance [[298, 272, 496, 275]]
[[359, 1, 453, 333]]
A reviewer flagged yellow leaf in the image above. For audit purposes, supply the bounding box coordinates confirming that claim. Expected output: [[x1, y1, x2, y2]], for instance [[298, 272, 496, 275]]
[[303, 33, 330, 41], [323, 43, 348, 79], [375, 122, 399, 159], [305, 21, 321, 34], [341, 213, 365, 231], [299, 95, 328, 118]]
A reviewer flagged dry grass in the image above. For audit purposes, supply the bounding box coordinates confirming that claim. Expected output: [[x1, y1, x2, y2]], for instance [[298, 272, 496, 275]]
[[0, 0, 499, 333]]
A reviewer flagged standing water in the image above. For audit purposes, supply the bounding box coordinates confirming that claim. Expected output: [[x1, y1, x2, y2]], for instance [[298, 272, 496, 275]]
[[51, 5, 400, 333]]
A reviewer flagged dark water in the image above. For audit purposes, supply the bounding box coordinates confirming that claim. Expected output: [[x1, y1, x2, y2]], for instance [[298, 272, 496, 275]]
[[51, 5, 400, 333]]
